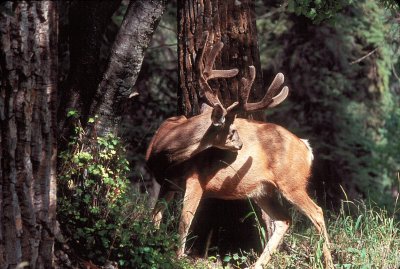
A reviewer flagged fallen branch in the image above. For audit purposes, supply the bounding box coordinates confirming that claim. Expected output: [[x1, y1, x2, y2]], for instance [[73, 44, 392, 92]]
[[350, 48, 377, 65]]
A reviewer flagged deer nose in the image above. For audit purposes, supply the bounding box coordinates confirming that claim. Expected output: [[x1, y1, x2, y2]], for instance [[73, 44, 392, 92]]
[[235, 141, 243, 150]]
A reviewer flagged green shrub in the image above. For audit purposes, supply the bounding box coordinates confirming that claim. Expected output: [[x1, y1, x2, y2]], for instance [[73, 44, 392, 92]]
[[58, 116, 186, 268]]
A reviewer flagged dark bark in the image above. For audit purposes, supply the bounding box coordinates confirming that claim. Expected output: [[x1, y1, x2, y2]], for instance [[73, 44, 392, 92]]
[[178, 0, 264, 117], [90, 0, 167, 134], [0, 1, 58, 268], [58, 0, 121, 142], [177, 0, 270, 257]]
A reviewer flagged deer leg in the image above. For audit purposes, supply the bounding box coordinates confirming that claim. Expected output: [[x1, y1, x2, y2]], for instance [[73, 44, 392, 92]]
[[281, 189, 334, 269], [253, 195, 291, 269], [152, 184, 175, 228], [177, 177, 203, 257]]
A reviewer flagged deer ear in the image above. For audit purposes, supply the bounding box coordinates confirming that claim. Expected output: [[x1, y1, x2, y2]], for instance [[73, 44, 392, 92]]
[[211, 103, 226, 126]]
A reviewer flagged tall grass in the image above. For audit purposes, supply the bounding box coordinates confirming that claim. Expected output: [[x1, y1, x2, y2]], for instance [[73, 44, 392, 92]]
[[191, 199, 400, 269], [257, 199, 400, 269], [329, 199, 399, 269]]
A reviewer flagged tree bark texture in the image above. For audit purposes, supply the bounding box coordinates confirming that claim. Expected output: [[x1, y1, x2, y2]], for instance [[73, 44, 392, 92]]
[[178, 0, 270, 257], [58, 0, 121, 137], [0, 1, 58, 268], [178, 0, 263, 117], [90, 0, 167, 135]]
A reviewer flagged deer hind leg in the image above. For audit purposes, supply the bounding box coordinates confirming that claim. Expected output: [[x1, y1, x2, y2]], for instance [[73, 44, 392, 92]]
[[152, 184, 175, 228], [177, 177, 203, 257], [253, 194, 291, 269], [281, 189, 334, 269]]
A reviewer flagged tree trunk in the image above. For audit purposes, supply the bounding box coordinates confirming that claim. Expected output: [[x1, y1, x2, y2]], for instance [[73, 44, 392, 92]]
[[177, 0, 270, 257], [58, 0, 166, 139], [90, 0, 167, 135], [58, 0, 121, 140], [178, 0, 264, 117], [0, 1, 58, 268]]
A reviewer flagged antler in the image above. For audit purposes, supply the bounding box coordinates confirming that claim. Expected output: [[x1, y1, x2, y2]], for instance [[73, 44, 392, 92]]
[[239, 65, 289, 112], [196, 32, 287, 115], [197, 31, 239, 112]]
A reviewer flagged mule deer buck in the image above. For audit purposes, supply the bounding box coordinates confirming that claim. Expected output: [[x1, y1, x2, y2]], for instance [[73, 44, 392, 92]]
[[146, 32, 333, 268]]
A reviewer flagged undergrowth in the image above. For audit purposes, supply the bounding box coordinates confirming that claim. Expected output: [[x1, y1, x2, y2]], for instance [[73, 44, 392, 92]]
[[263, 199, 400, 269], [57, 114, 399, 269], [57, 114, 189, 268], [175, 198, 400, 269]]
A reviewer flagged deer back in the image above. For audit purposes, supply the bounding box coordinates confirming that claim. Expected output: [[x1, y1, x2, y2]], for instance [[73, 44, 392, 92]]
[[164, 118, 313, 199]]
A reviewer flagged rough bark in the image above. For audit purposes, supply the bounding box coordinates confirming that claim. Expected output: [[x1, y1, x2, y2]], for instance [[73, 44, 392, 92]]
[[90, 0, 167, 135], [178, 0, 264, 117], [177, 0, 270, 257], [57, 0, 121, 142], [0, 1, 58, 268]]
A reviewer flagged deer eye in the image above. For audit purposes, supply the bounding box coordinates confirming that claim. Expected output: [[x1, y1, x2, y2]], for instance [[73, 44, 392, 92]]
[[228, 125, 236, 138]]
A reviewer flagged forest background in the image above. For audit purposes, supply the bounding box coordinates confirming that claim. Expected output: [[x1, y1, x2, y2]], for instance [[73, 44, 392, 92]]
[[0, 0, 399, 268]]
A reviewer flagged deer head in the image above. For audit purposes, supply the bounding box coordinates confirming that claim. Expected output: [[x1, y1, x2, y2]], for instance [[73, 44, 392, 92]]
[[146, 32, 241, 177], [146, 32, 289, 177]]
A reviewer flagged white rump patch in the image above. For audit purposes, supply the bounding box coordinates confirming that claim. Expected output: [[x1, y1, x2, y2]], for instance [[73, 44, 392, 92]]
[[248, 184, 268, 198], [300, 139, 314, 163]]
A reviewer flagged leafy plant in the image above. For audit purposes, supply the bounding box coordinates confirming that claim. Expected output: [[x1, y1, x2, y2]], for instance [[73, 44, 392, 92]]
[[287, 0, 354, 23], [57, 115, 186, 268]]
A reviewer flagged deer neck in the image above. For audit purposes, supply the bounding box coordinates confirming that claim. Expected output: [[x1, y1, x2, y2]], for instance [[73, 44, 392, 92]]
[[148, 112, 215, 167]]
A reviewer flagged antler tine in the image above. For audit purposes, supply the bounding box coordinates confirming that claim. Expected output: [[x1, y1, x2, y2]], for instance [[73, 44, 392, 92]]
[[207, 42, 239, 79], [197, 32, 219, 106], [204, 38, 221, 75], [199, 31, 212, 74], [244, 72, 288, 112], [268, 86, 289, 108], [197, 31, 239, 107], [266, 73, 285, 97], [239, 66, 256, 108]]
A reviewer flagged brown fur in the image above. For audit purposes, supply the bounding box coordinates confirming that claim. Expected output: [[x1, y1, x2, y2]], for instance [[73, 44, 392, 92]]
[[148, 118, 334, 269]]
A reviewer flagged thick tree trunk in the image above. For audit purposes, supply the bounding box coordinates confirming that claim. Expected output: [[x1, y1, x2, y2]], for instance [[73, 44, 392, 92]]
[[58, 0, 121, 137], [58, 0, 166, 139], [0, 1, 58, 268], [90, 0, 167, 135], [177, 0, 270, 257], [178, 0, 263, 117]]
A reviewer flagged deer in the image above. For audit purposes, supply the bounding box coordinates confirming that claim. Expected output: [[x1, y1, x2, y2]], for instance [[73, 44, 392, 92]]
[[146, 32, 333, 269]]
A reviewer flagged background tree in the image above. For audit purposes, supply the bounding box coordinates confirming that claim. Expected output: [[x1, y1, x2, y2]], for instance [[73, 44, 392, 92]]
[[58, 0, 166, 140], [0, 2, 58, 267], [257, 0, 400, 207], [177, 0, 276, 256]]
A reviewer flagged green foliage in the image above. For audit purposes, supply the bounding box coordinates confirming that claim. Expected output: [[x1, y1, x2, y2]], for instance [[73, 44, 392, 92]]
[[222, 250, 254, 268], [58, 116, 185, 268], [258, 0, 400, 207], [287, 0, 354, 23], [377, 0, 400, 11], [286, 0, 399, 23]]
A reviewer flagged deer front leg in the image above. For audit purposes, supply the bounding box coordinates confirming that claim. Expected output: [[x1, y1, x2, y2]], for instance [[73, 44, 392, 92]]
[[177, 177, 203, 257]]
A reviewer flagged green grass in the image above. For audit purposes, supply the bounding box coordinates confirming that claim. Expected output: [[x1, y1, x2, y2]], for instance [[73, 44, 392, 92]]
[[265, 200, 400, 269], [185, 199, 400, 269]]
